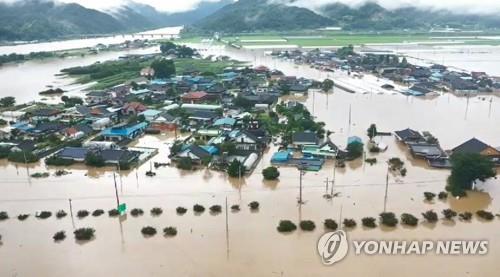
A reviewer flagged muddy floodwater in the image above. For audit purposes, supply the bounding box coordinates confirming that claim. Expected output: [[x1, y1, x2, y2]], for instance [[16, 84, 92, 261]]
[[1, 44, 500, 276]]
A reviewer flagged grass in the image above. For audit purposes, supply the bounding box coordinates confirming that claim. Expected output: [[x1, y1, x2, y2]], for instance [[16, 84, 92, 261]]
[[218, 32, 500, 48]]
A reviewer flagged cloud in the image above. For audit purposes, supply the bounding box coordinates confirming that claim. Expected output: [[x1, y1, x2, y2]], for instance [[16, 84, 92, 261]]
[[274, 0, 500, 15], [0, 0, 226, 12]]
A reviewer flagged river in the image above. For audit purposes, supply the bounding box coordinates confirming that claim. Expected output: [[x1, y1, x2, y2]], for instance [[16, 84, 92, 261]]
[[1, 40, 500, 276]]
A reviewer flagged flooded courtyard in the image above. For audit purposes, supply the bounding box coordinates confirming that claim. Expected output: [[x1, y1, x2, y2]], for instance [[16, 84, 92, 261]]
[[1, 43, 500, 276]]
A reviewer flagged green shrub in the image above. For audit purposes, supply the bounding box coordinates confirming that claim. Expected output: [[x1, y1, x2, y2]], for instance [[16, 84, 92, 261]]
[[262, 166, 280, 180], [53, 231, 66, 242], [0, 211, 9, 221], [248, 201, 259, 211], [74, 228, 95, 241], [77, 210, 89, 218], [56, 210, 67, 219], [31, 172, 49, 178], [141, 226, 157, 236], [343, 218, 357, 228], [361, 217, 377, 228], [177, 157, 193, 170], [108, 209, 119, 217], [365, 158, 377, 166], [438, 191, 448, 200], [424, 192, 436, 201], [193, 204, 205, 213], [36, 211, 52, 219], [164, 227, 178, 236], [17, 214, 29, 221], [85, 152, 105, 167], [459, 212, 473, 221], [231, 205, 240, 212], [422, 210, 438, 223], [130, 208, 144, 217], [176, 207, 187, 215], [379, 212, 398, 227], [92, 209, 104, 217], [210, 205, 222, 214], [151, 207, 163, 216], [476, 210, 494, 221], [8, 151, 39, 163], [401, 213, 419, 226], [299, 220, 316, 231], [324, 219, 338, 230], [442, 209, 457, 220], [277, 220, 297, 233]]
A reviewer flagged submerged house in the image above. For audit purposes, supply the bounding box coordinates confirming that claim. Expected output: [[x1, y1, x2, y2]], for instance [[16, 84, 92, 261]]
[[452, 138, 500, 164], [302, 139, 339, 159], [408, 143, 444, 160], [175, 144, 211, 164], [101, 122, 148, 141], [292, 131, 319, 147], [394, 128, 424, 144]]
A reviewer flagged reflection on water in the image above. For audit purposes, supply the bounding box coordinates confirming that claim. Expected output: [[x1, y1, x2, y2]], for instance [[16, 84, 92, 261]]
[[1, 44, 500, 276]]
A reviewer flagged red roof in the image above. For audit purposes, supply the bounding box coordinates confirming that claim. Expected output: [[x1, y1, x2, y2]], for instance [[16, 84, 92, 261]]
[[123, 102, 147, 111], [182, 91, 208, 100]]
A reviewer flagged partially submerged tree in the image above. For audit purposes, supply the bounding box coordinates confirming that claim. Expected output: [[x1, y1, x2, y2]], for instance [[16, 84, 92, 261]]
[[367, 124, 378, 141], [176, 207, 188, 215], [343, 218, 357, 228], [324, 219, 338, 230], [447, 153, 496, 197], [442, 209, 457, 220], [476, 210, 494, 221], [141, 226, 157, 236], [379, 212, 398, 227], [361, 217, 377, 228], [164, 227, 178, 236], [227, 160, 245, 178], [401, 213, 419, 226], [74, 228, 95, 241], [277, 220, 297, 233], [262, 166, 280, 180], [248, 201, 260, 211], [193, 204, 205, 213], [53, 231, 66, 242], [424, 192, 436, 201], [422, 210, 439, 223], [299, 220, 316, 231], [151, 207, 163, 216]]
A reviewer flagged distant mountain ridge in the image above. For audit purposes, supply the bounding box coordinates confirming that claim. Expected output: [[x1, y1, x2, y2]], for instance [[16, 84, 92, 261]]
[[0, 0, 230, 41], [192, 0, 334, 33], [320, 2, 500, 30], [191, 0, 500, 33]]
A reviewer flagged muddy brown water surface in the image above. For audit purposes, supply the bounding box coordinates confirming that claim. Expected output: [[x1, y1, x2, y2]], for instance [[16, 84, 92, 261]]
[[1, 44, 500, 276]]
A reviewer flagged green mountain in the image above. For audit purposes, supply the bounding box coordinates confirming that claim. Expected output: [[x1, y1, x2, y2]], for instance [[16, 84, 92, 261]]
[[320, 2, 500, 31], [192, 0, 334, 33], [0, 0, 231, 42], [0, 0, 126, 41]]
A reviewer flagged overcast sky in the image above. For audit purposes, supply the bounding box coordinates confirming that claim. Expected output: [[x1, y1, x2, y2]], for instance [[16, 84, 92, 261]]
[[3, 0, 500, 14]]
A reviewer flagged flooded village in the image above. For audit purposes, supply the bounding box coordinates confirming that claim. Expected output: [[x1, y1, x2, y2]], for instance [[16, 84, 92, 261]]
[[1, 38, 500, 276]]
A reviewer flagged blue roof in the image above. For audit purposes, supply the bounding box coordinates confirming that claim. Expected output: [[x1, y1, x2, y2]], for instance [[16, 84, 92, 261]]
[[102, 122, 148, 137], [271, 151, 292, 162], [213, 118, 236, 126], [201, 145, 219, 155]]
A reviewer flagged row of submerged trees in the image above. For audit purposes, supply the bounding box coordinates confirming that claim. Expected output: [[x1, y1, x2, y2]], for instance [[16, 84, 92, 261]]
[[276, 209, 498, 233]]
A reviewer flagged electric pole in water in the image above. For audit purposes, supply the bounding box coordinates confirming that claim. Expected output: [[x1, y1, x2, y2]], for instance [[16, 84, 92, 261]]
[[298, 164, 306, 205], [383, 164, 389, 212]]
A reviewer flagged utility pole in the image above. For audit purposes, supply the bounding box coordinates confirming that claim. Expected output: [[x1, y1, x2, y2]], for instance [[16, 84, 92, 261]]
[[113, 172, 120, 208], [383, 165, 389, 212], [225, 196, 229, 260], [298, 164, 306, 205], [68, 198, 75, 229], [330, 163, 337, 197]]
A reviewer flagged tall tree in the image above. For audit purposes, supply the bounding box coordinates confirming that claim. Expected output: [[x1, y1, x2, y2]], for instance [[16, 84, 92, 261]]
[[322, 79, 334, 93], [367, 124, 378, 141], [447, 153, 496, 196], [0, 96, 15, 108], [151, 59, 176, 79]]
